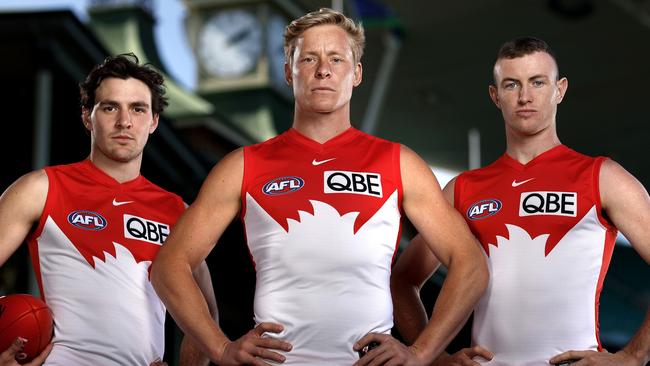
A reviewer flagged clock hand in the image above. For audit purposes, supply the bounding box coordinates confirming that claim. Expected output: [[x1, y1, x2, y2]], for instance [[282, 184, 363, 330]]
[[227, 28, 252, 46]]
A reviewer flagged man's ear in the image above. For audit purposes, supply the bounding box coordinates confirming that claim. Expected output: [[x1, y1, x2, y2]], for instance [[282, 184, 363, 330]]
[[285, 62, 292, 85], [81, 107, 92, 131], [556, 77, 568, 104], [150, 114, 159, 134], [353, 62, 363, 87], [488, 85, 500, 109]]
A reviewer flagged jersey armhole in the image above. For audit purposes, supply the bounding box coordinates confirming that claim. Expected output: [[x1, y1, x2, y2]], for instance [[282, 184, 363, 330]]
[[453, 174, 464, 211], [240, 147, 250, 220], [593, 157, 616, 231], [26, 168, 52, 300], [394, 143, 404, 212], [27, 168, 53, 241]]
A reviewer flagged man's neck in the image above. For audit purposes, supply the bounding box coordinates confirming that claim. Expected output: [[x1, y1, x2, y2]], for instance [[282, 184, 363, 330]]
[[505, 129, 562, 165], [292, 108, 352, 144], [89, 152, 142, 183]]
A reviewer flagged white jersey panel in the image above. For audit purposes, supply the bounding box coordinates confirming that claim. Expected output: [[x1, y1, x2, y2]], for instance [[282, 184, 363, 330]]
[[474, 206, 604, 365], [38, 216, 165, 366], [244, 191, 400, 365]]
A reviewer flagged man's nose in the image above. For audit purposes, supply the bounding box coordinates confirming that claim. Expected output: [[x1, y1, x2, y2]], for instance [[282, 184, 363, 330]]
[[518, 85, 532, 104], [116, 109, 132, 128], [315, 60, 332, 79]]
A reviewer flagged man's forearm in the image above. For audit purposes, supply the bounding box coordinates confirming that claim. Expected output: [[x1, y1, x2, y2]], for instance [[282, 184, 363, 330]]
[[622, 306, 650, 364], [151, 262, 228, 362], [391, 281, 429, 345], [179, 336, 210, 366], [411, 259, 487, 362]]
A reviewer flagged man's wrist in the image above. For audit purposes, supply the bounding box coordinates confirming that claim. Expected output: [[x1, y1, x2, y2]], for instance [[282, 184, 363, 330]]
[[211, 339, 230, 364], [619, 346, 649, 365], [408, 343, 435, 365]]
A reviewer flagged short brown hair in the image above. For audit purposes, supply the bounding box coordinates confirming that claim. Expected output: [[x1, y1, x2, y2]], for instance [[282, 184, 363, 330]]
[[80, 53, 168, 115], [494, 37, 560, 81], [284, 8, 365, 66]]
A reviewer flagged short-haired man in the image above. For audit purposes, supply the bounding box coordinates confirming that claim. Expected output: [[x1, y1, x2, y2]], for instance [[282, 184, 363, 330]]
[[391, 37, 650, 365], [152, 8, 487, 366], [0, 54, 217, 366]]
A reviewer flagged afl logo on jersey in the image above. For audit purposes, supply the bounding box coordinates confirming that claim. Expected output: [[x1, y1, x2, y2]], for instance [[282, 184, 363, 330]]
[[263, 176, 305, 196], [467, 199, 502, 220], [67, 210, 107, 231]]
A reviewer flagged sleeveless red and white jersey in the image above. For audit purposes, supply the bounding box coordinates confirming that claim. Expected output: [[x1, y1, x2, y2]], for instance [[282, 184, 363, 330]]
[[241, 128, 403, 365], [26, 160, 185, 366], [454, 145, 617, 365]]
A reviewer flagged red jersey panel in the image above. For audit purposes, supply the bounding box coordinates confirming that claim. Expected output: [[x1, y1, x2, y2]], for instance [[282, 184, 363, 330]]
[[27, 160, 185, 366], [455, 145, 617, 365], [242, 128, 403, 365]]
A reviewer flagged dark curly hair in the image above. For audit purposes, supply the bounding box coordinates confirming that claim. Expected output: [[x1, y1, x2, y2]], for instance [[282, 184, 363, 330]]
[[79, 53, 168, 115]]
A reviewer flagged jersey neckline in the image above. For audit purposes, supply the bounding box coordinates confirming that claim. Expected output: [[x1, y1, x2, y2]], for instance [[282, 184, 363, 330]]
[[283, 127, 361, 153], [498, 144, 570, 171], [79, 159, 145, 189]]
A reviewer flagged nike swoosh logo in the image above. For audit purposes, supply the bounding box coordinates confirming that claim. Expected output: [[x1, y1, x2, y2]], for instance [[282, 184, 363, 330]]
[[112, 198, 134, 206], [512, 178, 535, 187], [312, 158, 336, 166]]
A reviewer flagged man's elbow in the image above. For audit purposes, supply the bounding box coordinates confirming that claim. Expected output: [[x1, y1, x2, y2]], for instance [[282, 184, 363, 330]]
[[391, 271, 422, 297], [450, 247, 489, 295], [150, 257, 168, 296], [468, 253, 489, 296]]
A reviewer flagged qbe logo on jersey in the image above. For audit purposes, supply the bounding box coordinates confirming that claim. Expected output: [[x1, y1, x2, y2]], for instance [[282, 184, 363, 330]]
[[123, 214, 170, 245], [324, 170, 382, 198], [519, 191, 577, 217]]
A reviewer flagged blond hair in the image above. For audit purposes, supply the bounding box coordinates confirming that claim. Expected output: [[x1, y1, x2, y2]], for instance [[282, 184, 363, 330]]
[[284, 8, 365, 66]]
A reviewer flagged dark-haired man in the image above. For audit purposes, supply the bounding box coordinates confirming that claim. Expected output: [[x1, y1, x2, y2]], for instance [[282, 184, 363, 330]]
[[391, 37, 650, 365], [0, 54, 217, 366]]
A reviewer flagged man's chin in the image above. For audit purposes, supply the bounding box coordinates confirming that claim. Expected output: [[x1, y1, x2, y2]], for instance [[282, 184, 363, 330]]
[[109, 150, 140, 163]]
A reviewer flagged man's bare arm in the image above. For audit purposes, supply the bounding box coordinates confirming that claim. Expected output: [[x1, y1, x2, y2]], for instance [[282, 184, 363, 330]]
[[179, 261, 218, 366], [151, 149, 291, 365], [0, 170, 47, 266], [551, 159, 650, 366], [399, 146, 488, 362]]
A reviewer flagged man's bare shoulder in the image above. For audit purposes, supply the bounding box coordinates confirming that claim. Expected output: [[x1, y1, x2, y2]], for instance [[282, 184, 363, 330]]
[[3, 169, 48, 197], [599, 158, 641, 196], [195, 148, 245, 206], [598, 158, 650, 221], [214, 147, 244, 170], [0, 169, 49, 227]]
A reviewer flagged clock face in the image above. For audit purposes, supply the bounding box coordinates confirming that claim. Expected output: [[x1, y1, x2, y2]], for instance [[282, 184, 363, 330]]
[[266, 12, 287, 87], [266, 12, 292, 98], [198, 9, 263, 78]]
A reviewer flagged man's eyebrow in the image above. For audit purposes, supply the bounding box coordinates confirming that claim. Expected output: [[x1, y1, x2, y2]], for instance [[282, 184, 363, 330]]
[[97, 100, 150, 107], [501, 77, 520, 84]]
